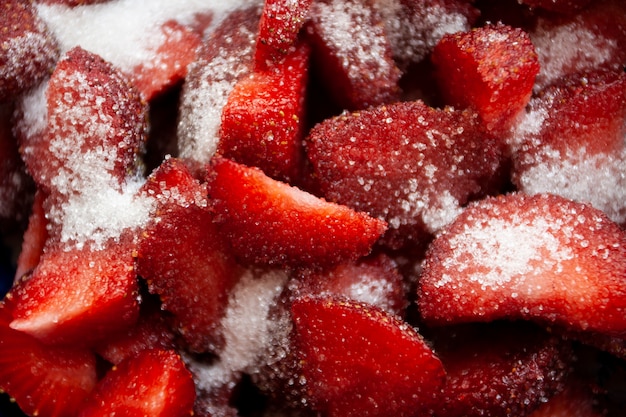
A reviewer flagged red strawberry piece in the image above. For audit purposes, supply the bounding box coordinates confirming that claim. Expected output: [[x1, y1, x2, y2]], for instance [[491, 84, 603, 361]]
[[530, 0, 626, 90], [8, 238, 140, 346], [0, 302, 98, 417], [207, 158, 387, 269], [178, 7, 260, 166], [137, 157, 242, 353], [519, 0, 592, 13], [219, 43, 309, 183], [254, 0, 312, 70], [306, 100, 504, 248], [529, 379, 603, 417], [306, 0, 402, 110], [511, 69, 626, 225], [293, 254, 408, 317], [19, 46, 148, 197], [417, 193, 626, 338], [429, 322, 573, 417], [131, 20, 201, 101], [14, 189, 48, 281], [0, 0, 59, 101], [291, 296, 446, 417], [38, 0, 111, 5], [78, 349, 196, 417], [432, 23, 540, 132]]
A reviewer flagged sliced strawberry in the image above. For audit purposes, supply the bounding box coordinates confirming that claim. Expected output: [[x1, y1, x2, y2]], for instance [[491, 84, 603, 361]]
[[137, 157, 242, 353], [293, 254, 408, 317], [529, 379, 604, 417], [0, 302, 97, 417], [8, 239, 140, 346], [0, 0, 59, 101], [511, 69, 626, 225], [78, 349, 196, 417], [207, 158, 387, 269], [428, 322, 573, 417], [291, 296, 445, 417], [417, 193, 626, 338], [178, 7, 260, 166], [530, 0, 626, 90], [432, 23, 539, 132], [131, 20, 201, 101], [219, 43, 309, 183], [306, 100, 504, 248], [306, 0, 402, 110], [254, 0, 312, 70], [14, 189, 48, 281], [19, 46, 148, 197]]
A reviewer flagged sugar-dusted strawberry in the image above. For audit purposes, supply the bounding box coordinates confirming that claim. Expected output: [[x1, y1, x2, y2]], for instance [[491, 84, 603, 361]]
[[0, 301, 98, 417], [8, 238, 140, 346], [219, 43, 309, 183], [207, 158, 387, 269], [529, 380, 604, 417], [14, 189, 48, 281], [428, 321, 573, 417], [255, 0, 312, 70], [530, 0, 626, 90], [130, 20, 201, 101], [178, 6, 261, 166], [511, 69, 626, 224], [306, 0, 402, 110], [291, 296, 445, 417], [432, 23, 539, 132], [78, 349, 196, 417], [292, 254, 408, 317], [0, 0, 59, 101], [137, 157, 242, 353], [418, 193, 626, 338], [519, 0, 592, 13], [306, 100, 504, 248], [19, 46, 147, 197]]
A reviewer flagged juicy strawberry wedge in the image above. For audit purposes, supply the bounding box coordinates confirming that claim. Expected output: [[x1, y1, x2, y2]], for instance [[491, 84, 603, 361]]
[[0, 301, 97, 417], [78, 349, 196, 417], [255, 0, 312, 70], [137, 157, 242, 353], [0, 0, 59, 101], [306, 100, 504, 248], [417, 193, 626, 338], [8, 239, 140, 346], [14, 189, 48, 280], [529, 380, 603, 417], [19, 46, 147, 196], [291, 296, 445, 417], [432, 23, 539, 132], [429, 322, 573, 417], [293, 254, 408, 317], [219, 43, 309, 183], [131, 20, 201, 101], [207, 158, 387, 268], [306, 0, 401, 110]]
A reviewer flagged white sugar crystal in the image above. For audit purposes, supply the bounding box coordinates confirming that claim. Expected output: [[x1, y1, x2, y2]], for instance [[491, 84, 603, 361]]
[[14, 81, 49, 142], [347, 278, 395, 313], [0, 30, 56, 91], [36, 0, 261, 74], [190, 269, 289, 393]]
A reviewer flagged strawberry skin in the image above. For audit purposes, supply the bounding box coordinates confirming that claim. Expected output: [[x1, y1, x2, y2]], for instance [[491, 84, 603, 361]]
[[78, 349, 196, 417], [207, 158, 387, 268], [418, 193, 626, 338], [291, 296, 445, 417]]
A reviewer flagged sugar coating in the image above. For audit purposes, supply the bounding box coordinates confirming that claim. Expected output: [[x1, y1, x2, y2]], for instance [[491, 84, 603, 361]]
[[36, 0, 261, 74]]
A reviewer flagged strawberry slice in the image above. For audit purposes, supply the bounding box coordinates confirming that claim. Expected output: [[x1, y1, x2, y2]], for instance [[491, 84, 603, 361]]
[[529, 380, 604, 417], [306, 100, 504, 248], [432, 23, 539, 132], [207, 158, 387, 268], [131, 20, 201, 100], [254, 0, 312, 70], [417, 192, 626, 338], [14, 189, 48, 281], [0, 0, 59, 101], [429, 322, 573, 417], [0, 302, 97, 417], [219, 43, 309, 183], [291, 296, 445, 417], [8, 238, 140, 346], [78, 349, 196, 417], [293, 254, 408, 317], [137, 157, 242, 353], [306, 0, 402, 110]]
